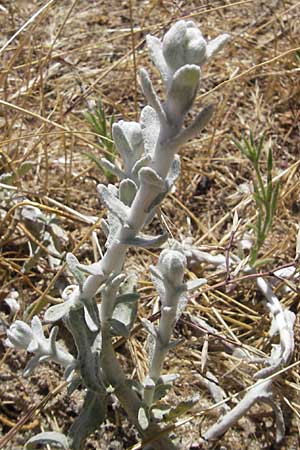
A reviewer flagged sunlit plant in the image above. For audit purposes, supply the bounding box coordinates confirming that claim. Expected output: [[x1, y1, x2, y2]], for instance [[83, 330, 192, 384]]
[[6, 19, 294, 450]]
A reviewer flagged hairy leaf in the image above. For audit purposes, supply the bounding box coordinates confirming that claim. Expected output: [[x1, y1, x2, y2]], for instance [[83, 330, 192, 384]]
[[119, 178, 138, 206], [138, 407, 149, 431], [139, 69, 168, 125], [131, 154, 152, 179], [146, 35, 169, 83], [66, 253, 85, 288], [123, 231, 168, 249], [25, 432, 69, 449], [100, 158, 125, 179], [110, 318, 130, 338], [97, 184, 129, 224], [141, 318, 158, 338], [165, 65, 200, 122], [44, 301, 73, 323], [68, 390, 107, 450], [140, 105, 160, 156], [112, 294, 138, 336], [139, 167, 165, 190]]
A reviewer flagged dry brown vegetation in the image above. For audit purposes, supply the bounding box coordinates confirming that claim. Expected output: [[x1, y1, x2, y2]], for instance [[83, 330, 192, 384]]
[[0, 0, 300, 449]]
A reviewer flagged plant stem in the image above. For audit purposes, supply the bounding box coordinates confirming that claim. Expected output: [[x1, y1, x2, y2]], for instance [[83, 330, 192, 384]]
[[101, 321, 177, 450]]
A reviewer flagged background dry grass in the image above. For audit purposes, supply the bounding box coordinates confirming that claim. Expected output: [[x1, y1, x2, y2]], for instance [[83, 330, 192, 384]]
[[0, 0, 300, 449]]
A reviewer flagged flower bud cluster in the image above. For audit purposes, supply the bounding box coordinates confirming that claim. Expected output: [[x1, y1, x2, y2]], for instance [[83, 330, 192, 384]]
[[6, 316, 74, 377], [147, 20, 230, 86]]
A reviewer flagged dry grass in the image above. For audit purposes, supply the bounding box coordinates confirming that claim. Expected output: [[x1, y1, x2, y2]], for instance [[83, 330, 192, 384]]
[[0, 0, 300, 449]]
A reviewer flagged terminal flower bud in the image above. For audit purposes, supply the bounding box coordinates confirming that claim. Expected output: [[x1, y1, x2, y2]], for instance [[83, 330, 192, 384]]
[[159, 249, 187, 287], [163, 21, 207, 72], [6, 320, 35, 351], [162, 20, 230, 75]]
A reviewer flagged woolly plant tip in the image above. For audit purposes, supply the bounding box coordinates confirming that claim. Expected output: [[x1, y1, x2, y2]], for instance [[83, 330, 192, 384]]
[[155, 20, 230, 79], [6, 320, 35, 350], [159, 249, 187, 287], [162, 21, 207, 73]]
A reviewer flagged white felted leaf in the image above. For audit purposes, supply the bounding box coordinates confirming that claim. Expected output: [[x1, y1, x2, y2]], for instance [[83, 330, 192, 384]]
[[182, 21, 207, 65], [123, 231, 168, 249], [138, 407, 149, 430], [76, 261, 103, 276], [186, 278, 207, 291], [100, 218, 109, 237], [112, 291, 138, 329], [112, 120, 132, 162], [150, 264, 165, 300], [163, 21, 207, 73], [166, 155, 181, 189], [165, 65, 200, 122], [23, 355, 41, 377], [6, 320, 33, 350], [112, 121, 143, 174], [100, 158, 125, 180], [67, 377, 81, 395], [144, 376, 155, 390], [159, 373, 179, 384], [274, 266, 296, 279], [21, 205, 43, 222], [25, 432, 69, 449], [107, 183, 118, 196], [140, 105, 160, 156], [141, 318, 158, 338], [119, 178, 138, 206], [97, 184, 129, 223], [31, 316, 44, 339], [64, 363, 76, 382], [101, 273, 126, 305], [68, 390, 107, 450], [170, 104, 214, 148], [44, 301, 72, 323], [206, 33, 230, 60], [112, 122, 134, 168], [131, 154, 152, 179], [139, 167, 165, 190], [122, 121, 143, 153], [112, 298, 138, 337], [139, 69, 168, 124], [110, 272, 126, 290], [66, 253, 85, 287], [162, 20, 187, 72], [146, 34, 169, 83], [152, 404, 172, 420], [110, 318, 130, 338], [49, 326, 59, 354], [176, 290, 188, 320], [83, 305, 99, 332], [115, 292, 140, 305], [105, 211, 121, 247], [159, 249, 187, 286]]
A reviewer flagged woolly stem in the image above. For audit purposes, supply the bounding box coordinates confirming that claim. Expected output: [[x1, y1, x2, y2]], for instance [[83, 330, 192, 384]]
[[144, 251, 186, 407], [100, 320, 177, 450]]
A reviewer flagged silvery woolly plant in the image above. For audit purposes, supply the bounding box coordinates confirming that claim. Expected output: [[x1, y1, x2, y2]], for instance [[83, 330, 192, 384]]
[[6, 21, 229, 450]]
